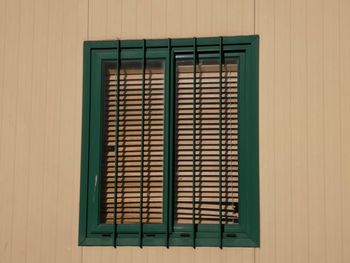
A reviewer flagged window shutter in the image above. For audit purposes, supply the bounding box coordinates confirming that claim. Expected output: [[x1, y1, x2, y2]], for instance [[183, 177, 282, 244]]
[[101, 60, 165, 224], [174, 58, 239, 224]]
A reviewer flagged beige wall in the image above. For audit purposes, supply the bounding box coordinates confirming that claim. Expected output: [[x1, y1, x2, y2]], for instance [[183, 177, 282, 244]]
[[0, 0, 349, 262]]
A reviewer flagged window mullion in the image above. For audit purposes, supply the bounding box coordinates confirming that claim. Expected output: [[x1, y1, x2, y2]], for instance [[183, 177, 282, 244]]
[[113, 40, 121, 248]]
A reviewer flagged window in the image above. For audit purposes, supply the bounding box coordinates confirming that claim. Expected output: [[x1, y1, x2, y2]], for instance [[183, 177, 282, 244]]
[[79, 36, 259, 248]]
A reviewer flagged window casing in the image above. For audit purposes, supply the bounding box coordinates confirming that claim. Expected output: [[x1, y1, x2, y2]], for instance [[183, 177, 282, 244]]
[[79, 36, 259, 247]]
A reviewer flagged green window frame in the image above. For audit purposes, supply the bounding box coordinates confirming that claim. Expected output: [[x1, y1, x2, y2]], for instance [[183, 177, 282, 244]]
[[79, 35, 259, 248]]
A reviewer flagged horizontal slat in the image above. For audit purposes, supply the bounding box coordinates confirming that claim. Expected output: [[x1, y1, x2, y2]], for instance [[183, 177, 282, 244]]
[[105, 172, 163, 178], [177, 64, 238, 74], [105, 195, 163, 202]]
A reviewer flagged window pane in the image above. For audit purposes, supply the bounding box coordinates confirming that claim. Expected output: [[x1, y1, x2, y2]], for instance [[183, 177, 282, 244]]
[[174, 57, 239, 224], [100, 59, 165, 224]]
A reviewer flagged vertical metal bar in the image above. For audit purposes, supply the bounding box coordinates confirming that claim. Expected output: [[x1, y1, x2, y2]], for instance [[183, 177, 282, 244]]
[[218, 37, 223, 249], [165, 38, 171, 248], [113, 40, 121, 248], [139, 39, 146, 248], [168, 44, 175, 248], [192, 38, 197, 248]]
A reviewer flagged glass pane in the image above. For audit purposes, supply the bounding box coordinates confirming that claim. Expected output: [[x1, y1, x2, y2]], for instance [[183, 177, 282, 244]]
[[100, 59, 165, 224], [174, 57, 239, 224]]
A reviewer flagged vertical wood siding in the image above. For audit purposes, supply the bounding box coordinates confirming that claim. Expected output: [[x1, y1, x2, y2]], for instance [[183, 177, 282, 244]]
[[256, 1, 350, 263], [0, 0, 349, 263]]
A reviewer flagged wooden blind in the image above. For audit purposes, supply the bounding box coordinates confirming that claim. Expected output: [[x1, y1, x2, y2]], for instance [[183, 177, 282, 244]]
[[175, 58, 239, 224], [101, 60, 165, 224]]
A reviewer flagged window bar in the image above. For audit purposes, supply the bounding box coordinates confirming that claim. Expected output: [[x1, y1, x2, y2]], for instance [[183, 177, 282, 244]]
[[192, 38, 197, 248], [165, 38, 171, 248], [113, 40, 121, 248], [230, 60, 235, 224], [139, 39, 146, 248], [218, 37, 223, 249]]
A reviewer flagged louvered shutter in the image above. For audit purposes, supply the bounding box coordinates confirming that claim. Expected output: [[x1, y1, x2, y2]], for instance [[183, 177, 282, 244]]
[[174, 58, 239, 224], [101, 60, 165, 224]]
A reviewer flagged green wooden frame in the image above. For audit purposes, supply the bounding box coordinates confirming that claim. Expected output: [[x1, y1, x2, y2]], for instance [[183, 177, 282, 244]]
[[79, 35, 259, 247]]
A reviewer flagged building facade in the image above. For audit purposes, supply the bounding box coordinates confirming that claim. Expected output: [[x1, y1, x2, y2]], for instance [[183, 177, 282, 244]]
[[0, 0, 349, 262]]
